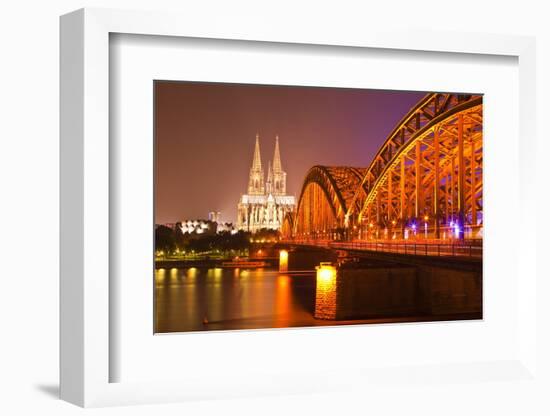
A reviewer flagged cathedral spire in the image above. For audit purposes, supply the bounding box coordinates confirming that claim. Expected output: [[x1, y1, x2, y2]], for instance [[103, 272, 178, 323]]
[[273, 135, 282, 172], [247, 134, 265, 195], [252, 133, 262, 171], [271, 135, 287, 195]]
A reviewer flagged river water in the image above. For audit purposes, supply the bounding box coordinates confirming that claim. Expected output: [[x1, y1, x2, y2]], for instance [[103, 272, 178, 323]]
[[155, 266, 321, 333]]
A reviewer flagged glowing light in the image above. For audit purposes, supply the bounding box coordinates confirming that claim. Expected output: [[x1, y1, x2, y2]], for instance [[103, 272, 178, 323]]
[[391, 220, 396, 226], [316, 262, 336, 283], [279, 250, 289, 272], [315, 263, 338, 319]]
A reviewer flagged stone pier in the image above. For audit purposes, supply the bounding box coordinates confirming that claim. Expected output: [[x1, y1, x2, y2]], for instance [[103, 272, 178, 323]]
[[314, 260, 482, 320]]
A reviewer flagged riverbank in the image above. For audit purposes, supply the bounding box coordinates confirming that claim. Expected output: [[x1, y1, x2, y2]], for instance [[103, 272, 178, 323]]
[[155, 257, 278, 269]]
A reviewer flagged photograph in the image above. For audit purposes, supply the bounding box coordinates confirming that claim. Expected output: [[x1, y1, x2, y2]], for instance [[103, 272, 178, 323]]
[[154, 81, 483, 333]]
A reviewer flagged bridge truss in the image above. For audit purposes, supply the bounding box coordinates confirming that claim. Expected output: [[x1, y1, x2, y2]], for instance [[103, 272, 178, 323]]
[[284, 93, 483, 242], [290, 166, 367, 239]]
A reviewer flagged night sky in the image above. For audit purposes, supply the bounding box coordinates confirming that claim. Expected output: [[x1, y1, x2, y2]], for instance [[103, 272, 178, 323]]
[[155, 81, 426, 225]]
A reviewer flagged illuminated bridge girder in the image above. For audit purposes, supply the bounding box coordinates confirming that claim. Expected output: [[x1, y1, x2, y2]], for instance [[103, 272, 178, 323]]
[[283, 93, 483, 242], [291, 166, 366, 238], [358, 104, 483, 240], [281, 212, 294, 238]]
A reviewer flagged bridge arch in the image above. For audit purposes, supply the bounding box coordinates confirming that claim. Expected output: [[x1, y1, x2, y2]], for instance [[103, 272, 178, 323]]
[[285, 93, 483, 242], [289, 166, 366, 239], [281, 212, 295, 238], [347, 93, 483, 240]]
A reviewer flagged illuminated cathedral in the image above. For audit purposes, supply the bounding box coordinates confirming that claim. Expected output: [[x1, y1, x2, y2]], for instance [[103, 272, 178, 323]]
[[237, 135, 295, 233]]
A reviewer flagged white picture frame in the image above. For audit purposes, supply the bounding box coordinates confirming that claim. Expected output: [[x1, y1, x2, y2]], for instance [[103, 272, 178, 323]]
[[60, 7, 538, 408]]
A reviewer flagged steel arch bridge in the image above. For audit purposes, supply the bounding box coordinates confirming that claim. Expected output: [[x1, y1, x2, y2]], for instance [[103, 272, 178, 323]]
[[282, 93, 483, 242], [290, 166, 367, 239]]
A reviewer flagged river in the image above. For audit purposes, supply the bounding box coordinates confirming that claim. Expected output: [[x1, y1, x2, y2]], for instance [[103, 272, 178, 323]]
[[155, 266, 321, 333]]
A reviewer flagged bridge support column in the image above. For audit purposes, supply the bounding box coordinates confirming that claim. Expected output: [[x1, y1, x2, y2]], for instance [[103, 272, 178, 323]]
[[387, 172, 392, 225], [400, 156, 406, 237], [376, 190, 381, 236], [451, 159, 455, 232], [434, 127, 441, 239], [415, 141, 422, 220], [457, 114, 465, 240], [471, 139, 477, 234], [315, 263, 339, 320]]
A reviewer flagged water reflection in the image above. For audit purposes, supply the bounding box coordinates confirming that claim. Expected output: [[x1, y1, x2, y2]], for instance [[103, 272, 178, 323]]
[[155, 266, 316, 333], [275, 275, 291, 327]]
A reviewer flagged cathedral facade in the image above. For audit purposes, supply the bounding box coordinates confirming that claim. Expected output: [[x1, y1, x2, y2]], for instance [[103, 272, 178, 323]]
[[237, 135, 296, 233]]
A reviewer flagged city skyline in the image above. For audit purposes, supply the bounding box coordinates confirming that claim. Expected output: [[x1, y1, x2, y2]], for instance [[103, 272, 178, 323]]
[[154, 81, 425, 224]]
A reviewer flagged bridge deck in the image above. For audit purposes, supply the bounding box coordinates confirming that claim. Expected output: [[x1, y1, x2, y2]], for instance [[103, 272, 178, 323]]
[[283, 239, 482, 259]]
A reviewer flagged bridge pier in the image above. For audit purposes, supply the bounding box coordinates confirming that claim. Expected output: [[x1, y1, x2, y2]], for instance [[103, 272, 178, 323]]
[[314, 259, 482, 321], [281, 246, 337, 271]]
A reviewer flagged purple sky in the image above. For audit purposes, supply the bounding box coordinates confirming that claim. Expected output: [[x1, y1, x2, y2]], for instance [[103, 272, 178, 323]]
[[155, 81, 426, 224]]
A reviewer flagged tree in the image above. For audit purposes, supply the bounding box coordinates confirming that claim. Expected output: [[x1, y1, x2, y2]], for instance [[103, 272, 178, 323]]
[[173, 222, 189, 252], [253, 228, 280, 241], [155, 225, 176, 254]]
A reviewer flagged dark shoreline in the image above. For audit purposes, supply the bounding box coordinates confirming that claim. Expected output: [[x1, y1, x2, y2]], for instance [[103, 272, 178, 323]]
[[155, 258, 278, 269]]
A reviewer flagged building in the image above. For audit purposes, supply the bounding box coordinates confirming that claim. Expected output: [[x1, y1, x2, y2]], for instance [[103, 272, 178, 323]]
[[178, 218, 237, 235], [237, 135, 296, 232], [208, 211, 221, 222]]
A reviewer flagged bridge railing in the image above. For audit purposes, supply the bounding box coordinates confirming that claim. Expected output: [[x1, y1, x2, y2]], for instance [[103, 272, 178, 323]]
[[282, 239, 482, 259]]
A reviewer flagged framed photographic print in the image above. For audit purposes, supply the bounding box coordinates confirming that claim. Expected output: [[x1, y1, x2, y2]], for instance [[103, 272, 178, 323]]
[[153, 81, 483, 334], [60, 8, 539, 408]]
